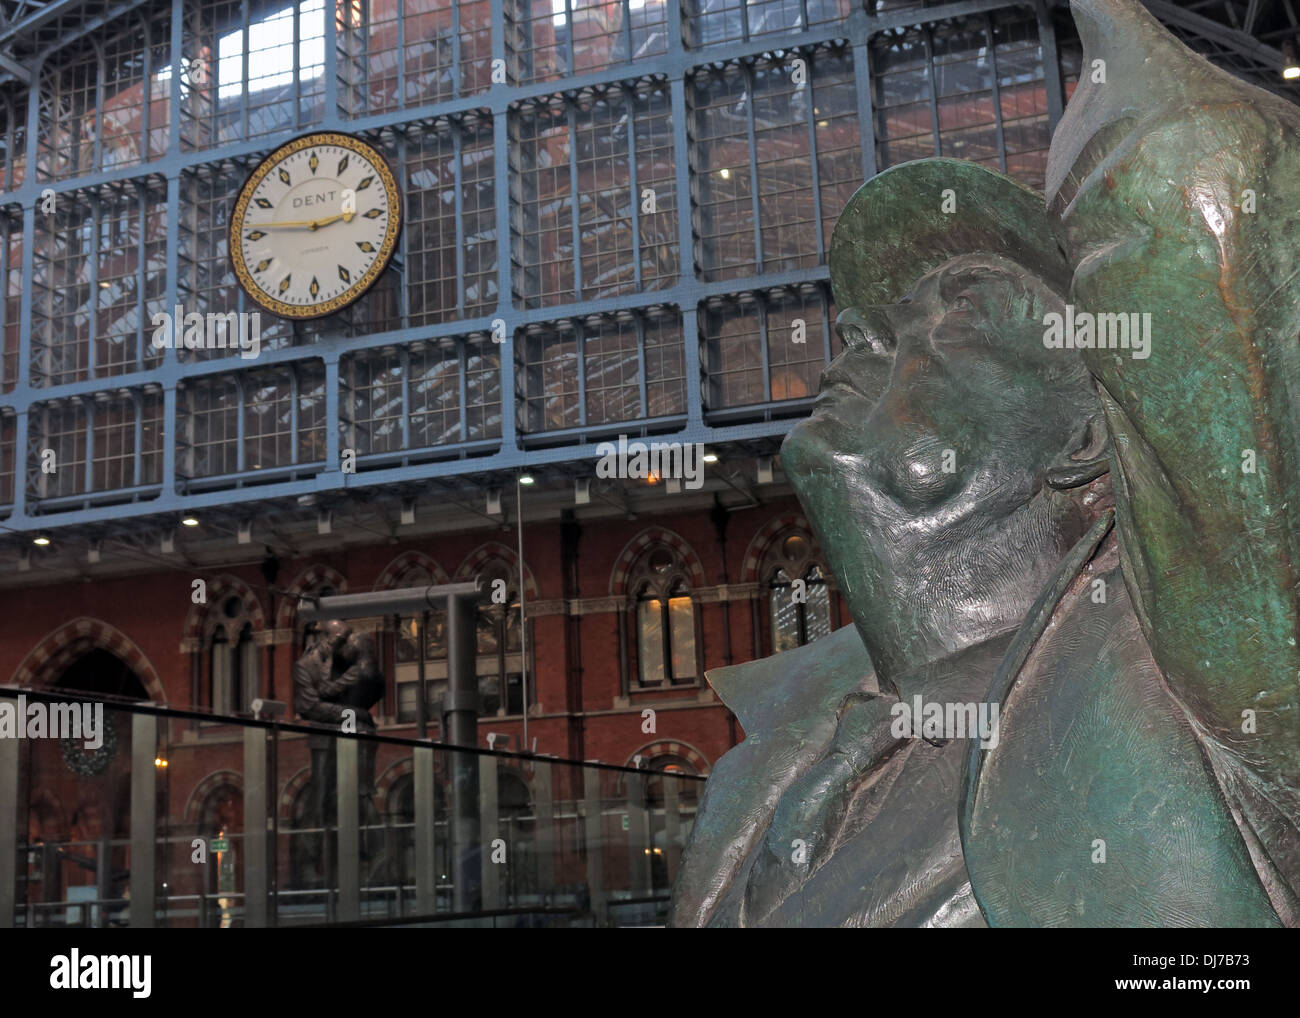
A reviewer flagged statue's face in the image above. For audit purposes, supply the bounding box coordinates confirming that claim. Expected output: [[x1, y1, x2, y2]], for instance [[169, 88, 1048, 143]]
[[320, 619, 350, 656], [787, 253, 1085, 517], [782, 253, 1096, 674]]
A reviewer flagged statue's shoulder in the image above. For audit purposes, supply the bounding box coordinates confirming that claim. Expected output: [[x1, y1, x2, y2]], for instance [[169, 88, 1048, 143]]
[[964, 563, 1282, 927], [704, 623, 874, 736]]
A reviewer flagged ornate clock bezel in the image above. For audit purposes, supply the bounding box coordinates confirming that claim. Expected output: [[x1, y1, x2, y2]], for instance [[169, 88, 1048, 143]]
[[229, 130, 403, 321]]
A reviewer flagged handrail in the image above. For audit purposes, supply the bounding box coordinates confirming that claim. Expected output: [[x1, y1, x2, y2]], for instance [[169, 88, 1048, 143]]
[[0, 684, 705, 779]]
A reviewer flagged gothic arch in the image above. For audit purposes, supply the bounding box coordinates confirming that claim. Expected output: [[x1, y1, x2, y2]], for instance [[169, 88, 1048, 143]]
[[740, 512, 821, 585], [275, 564, 350, 630], [375, 756, 415, 814], [453, 542, 539, 599], [373, 551, 451, 590], [279, 766, 312, 821], [625, 739, 711, 775], [181, 574, 267, 644], [609, 527, 707, 597], [12, 617, 167, 703], [183, 770, 244, 824]]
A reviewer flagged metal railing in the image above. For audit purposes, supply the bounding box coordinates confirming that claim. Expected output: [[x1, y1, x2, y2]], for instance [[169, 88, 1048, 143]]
[[0, 685, 702, 928]]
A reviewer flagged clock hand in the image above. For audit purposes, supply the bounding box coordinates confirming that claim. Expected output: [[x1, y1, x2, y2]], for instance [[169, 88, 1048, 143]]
[[253, 212, 356, 230]]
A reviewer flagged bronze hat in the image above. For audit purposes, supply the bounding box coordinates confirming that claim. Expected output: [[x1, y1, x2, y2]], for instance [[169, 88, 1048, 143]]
[[829, 157, 1070, 310]]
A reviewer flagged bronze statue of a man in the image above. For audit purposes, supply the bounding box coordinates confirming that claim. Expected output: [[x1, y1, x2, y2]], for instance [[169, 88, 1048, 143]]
[[671, 157, 1118, 926], [673, 0, 1299, 927]]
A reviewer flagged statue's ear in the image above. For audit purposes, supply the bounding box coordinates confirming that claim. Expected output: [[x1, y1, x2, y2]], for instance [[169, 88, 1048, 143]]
[[1046, 408, 1110, 490]]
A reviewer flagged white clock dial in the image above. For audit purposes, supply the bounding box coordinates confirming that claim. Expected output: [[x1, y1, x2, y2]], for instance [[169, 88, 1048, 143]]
[[231, 132, 402, 319]]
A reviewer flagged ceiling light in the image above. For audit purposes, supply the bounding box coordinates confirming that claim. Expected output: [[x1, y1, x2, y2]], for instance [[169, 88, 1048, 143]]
[[32, 531, 50, 546], [181, 514, 199, 527], [703, 452, 718, 463], [518, 473, 535, 485], [718, 168, 731, 179], [1284, 40, 1300, 80]]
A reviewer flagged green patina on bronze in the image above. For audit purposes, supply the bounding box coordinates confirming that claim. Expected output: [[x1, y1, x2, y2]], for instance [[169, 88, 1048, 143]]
[[671, 0, 1300, 927], [1039, 0, 1300, 921]]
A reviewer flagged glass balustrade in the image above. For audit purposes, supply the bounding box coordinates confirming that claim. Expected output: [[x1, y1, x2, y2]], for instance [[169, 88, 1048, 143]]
[[0, 686, 702, 928]]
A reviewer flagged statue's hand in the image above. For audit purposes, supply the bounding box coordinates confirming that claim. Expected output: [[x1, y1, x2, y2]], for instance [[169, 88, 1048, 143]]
[[742, 695, 902, 924]]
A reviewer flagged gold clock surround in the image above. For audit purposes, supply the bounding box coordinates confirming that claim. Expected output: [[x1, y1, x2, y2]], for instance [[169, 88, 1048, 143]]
[[229, 131, 402, 320]]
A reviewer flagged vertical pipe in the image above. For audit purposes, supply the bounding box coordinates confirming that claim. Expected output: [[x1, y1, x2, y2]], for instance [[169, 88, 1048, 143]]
[[453, 125, 466, 317], [743, 62, 763, 273], [396, 0, 406, 107], [924, 24, 942, 156], [415, 610, 428, 739], [853, 39, 877, 181], [582, 765, 605, 925], [129, 712, 157, 928], [516, 472, 528, 749], [1037, 0, 1065, 130], [625, 85, 643, 291], [566, 101, 581, 299], [985, 14, 1008, 174], [447, 592, 481, 912], [803, 50, 826, 260]]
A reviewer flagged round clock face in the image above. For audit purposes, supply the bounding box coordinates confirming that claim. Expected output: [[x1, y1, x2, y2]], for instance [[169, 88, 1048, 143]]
[[230, 132, 402, 319]]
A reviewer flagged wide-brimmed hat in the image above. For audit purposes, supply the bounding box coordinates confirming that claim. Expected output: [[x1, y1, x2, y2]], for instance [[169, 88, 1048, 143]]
[[829, 157, 1070, 310]]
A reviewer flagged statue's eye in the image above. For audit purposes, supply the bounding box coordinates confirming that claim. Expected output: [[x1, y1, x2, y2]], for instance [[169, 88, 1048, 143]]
[[948, 293, 976, 313]]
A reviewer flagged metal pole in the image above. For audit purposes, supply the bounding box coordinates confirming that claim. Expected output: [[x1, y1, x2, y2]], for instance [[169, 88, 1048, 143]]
[[446, 592, 481, 912], [516, 472, 529, 750], [416, 611, 428, 740]]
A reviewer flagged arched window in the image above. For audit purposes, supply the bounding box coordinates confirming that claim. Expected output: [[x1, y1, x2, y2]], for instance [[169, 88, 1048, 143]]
[[388, 558, 527, 725], [475, 561, 525, 717], [632, 547, 698, 686], [391, 566, 448, 724], [205, 593, 262, 715], [209, 626, 231, 713], [766, 531, 832, 653]]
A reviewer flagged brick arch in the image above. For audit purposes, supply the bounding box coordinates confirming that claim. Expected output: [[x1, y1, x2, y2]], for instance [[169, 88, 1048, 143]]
[[740, 512, 823, 585], [279, 766, 312, 820], [12, 617, 167, 703], [275, 564, 350, 630], [453, 543, 539, 599], [373, 551, 451, 591], [181, 574, 267, 643], [183, 770, 244, 825], [625, 739, 711, 775], [609, 527, 708, 597], [375, 756, 415, 814]]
